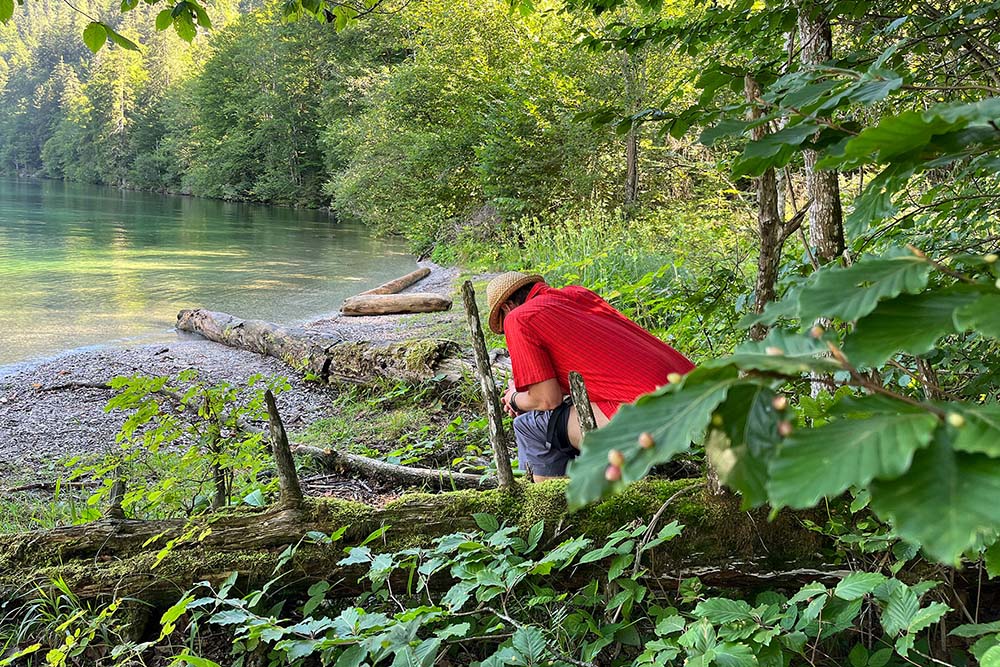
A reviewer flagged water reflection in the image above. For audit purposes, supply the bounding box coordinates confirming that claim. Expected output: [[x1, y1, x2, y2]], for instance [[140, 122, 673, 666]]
[[0, 177, 414, 367]]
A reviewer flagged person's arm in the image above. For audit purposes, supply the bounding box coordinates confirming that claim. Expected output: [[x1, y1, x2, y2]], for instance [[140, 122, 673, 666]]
[[503, 378, 563, 415]]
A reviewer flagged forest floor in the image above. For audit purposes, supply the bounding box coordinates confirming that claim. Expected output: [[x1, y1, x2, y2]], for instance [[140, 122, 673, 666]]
[[0, 261, 472, 493]]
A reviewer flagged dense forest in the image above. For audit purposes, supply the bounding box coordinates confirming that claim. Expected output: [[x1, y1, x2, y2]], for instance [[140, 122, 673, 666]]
[[0, 0, 717, 249], [2, 0, 1000, 665]]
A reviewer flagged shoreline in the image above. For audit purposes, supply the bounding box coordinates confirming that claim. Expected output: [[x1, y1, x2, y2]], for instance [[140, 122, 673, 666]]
[[0, 262, 463, 485]]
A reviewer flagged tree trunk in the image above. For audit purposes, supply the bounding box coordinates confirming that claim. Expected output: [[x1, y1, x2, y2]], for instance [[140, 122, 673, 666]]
[[358, 268, 430, 296], [625, 130, 639, 207], [798, 0, 845, 264], [0, 479, 844, 606], [745, 75, 784, 342], [175, 309, 461, 384], [340, 293, 452, 316]]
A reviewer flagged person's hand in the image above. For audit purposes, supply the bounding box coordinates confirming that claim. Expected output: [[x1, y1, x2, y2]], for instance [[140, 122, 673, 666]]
[[502, 380, 520, 417]]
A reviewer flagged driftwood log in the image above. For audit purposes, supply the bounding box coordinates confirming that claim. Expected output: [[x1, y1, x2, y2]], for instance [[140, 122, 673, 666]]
[[176, 309, 461, 384], [292, 444, 498, 491], [339, 267, 452, 316], [340, 293, 452, 316], [359, 268, 431, 295], [0, 478, 850, 607]]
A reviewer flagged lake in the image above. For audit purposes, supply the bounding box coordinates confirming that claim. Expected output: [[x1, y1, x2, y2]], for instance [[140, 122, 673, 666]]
[[0, 177, 415, 371]]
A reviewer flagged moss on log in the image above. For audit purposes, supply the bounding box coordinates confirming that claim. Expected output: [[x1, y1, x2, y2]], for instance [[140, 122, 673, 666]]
[[0, 479, 837, 606]]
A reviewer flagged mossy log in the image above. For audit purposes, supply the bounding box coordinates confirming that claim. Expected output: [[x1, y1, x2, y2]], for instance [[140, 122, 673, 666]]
[[176, 309, 460, 383], [0, 479, 847, 607]]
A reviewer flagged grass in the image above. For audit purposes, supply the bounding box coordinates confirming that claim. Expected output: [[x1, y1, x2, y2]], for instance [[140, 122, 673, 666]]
[[295, 377, 494, 471]]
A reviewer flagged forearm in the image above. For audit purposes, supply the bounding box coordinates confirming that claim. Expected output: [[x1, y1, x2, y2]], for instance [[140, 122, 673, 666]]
[[506, 378, 563, 413]]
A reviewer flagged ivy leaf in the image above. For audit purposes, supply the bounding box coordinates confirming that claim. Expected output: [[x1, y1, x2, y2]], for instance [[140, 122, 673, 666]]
[[797, 248, 932, 323], [955, 293, 1000, 340], [871, 430, 1000, 563], [844, 286, 983, 368], [767, 405, 938, 509], [566, 366, 739, 509], [83, 22, 108, 53]]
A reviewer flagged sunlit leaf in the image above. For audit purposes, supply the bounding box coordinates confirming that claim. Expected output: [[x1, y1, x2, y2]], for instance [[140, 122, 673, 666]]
[[767, 404, 938, 508], [871, 430, 1000, 563], [566, 366, 739, 509], [83, 22, 108, 53]]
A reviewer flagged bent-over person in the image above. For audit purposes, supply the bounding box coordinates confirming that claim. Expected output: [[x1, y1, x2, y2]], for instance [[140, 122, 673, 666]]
[[486, 271, 695, 482]]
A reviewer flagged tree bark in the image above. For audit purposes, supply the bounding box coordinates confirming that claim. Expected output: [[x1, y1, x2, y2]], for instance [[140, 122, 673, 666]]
[[359, 268, 431, 296], [625, 130, 639, 207], [340, 293, 452, 316], [461, 281, 515, 488], [798, 0, 845, 264], [0, 479, 844, 606], [745, 74, 784, 342], [568, 372, 597, 435], [266, 390, 303, 508], [176, 309, 460, 384], [292, 444, 497, 491]]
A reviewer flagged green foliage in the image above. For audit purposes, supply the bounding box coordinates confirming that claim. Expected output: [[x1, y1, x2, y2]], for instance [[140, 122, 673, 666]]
[[68, 371, 290, 520], [150, 516, 952, 666], [570, 249, 1000, 564]]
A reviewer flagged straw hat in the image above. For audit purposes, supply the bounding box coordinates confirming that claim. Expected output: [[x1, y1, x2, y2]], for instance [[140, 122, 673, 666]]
[[486, 271, 544, 334]]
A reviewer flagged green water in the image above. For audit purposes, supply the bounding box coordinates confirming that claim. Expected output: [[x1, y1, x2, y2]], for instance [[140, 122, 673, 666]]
[[0, 177, 415, 369]]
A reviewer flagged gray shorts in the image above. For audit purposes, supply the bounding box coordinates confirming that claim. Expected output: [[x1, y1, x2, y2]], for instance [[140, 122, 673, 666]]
[[513, 407, 577, 477]]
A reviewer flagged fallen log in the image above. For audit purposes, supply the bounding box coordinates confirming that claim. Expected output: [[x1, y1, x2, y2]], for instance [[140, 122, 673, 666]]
[[292, 444, 497, 491], [176, 309, 459, 384], [0, 478, 845, 606], [359, 268, 431, 296], [341, 293, 452, 316]]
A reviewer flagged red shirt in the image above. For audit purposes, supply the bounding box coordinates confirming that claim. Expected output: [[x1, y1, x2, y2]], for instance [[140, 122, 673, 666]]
[[504, 283, 695, 418]]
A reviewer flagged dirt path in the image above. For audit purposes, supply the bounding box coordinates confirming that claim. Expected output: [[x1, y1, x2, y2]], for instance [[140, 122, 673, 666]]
[[0, 262, 463, 484]]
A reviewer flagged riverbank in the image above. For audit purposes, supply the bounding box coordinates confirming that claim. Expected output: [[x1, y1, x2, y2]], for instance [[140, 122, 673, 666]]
[[0, 262, 464, 487]]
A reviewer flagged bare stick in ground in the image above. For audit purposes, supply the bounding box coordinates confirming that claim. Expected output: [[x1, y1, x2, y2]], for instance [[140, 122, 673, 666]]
[[266, 389, 304, 508], [461, 281, 514, 488], [568, 371, 597, 436]]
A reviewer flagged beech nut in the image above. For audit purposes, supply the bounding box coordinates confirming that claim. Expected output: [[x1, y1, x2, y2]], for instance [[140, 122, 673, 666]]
[[947, 412, 966, 428], [810, 325, 825, 339], [638, 432, 655, 449], [778, 421, 794, 437], [608, 449, 625, 467], [605, 465, 622, 482], [667, 372, 683, 384], [771, 395, 788, 411]]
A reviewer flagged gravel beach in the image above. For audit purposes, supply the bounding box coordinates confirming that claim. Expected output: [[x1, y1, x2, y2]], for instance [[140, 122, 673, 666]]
[[0, 262, 463, 485]]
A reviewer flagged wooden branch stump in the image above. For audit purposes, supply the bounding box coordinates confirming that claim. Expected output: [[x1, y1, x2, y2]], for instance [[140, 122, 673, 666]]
[[568, 371, 597, 436], [461, 281, 514, 488], [266, 389, 303, 507]]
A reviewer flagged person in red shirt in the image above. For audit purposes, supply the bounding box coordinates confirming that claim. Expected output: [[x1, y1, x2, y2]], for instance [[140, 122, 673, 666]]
[[485, 271, 695, 481]]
